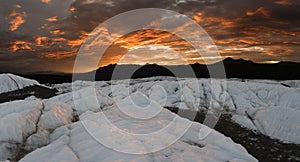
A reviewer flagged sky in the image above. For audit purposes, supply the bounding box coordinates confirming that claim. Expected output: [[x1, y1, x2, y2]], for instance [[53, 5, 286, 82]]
[[0, 0, 300, 73]]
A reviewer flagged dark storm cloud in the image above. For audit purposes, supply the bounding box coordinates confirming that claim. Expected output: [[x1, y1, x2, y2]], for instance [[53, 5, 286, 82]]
[[0, 0, 300, 73]]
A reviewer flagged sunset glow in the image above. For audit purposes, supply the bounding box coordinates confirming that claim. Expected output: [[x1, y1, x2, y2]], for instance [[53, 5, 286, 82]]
[[0, 0, 300, 73]]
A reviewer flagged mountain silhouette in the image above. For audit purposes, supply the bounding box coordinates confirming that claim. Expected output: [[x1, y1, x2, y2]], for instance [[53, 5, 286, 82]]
[[11, 57, 300, 83]]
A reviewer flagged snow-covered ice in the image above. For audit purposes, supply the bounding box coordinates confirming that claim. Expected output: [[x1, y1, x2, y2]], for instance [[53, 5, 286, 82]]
[[0, 74, 39, 94], [18, 94, 257, 162], [1, 74, 300, 161], [246, 107, 300, 144], [0, 98, 74, 160], [53, 77, 300, 144], [0, 76, 258, 161]]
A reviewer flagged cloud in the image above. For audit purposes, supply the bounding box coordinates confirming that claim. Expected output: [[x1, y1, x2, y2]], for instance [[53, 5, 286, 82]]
[[275, 0, 293, 6], [50, 29, 65, 35], [118, 45, 188, 65], [41, 0, 51, 4], [8, 5, 27, 31], [69, 6, 76, 12], [97, 29, 200, 66], [246, 7, 271, 18], [0, 0, 300, 73], [35, 36, 48, 46], [46, 16, 58, 22], [10, 40, 32, 52]]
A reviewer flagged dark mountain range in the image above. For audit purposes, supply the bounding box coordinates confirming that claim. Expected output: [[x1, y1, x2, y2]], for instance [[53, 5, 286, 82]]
[[9, 58, 300, 84], [92, 58, 300, 80]]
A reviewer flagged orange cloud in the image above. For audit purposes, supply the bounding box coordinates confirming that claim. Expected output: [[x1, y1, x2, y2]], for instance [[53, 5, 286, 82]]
[[51, 29, 65, 35], [45, 51, 74, 59], [35, 36, 49, 46], [10, 40, 32, 52], [214, 39, 236, 45], [41, 0, 51, 4], [193, 11, 236, 27], [46, 16, 58, 22], [14, 4, 22, 9], [67, 39, 84, 47], [69, 7, 76, 12], [98, 29, 206, 66], [274, 0, 293, 6], [8, 5, 27, 31], [263, 45, 294, 57], [246, 7, 271, 18], [67, 31, 88, 47], [97, 10, 299, 67], [114, 30, 183, 50], [193, 12, 204, 23]]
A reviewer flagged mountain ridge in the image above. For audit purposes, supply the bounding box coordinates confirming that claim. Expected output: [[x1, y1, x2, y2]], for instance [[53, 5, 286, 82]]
[[1, 58, 300, 83]]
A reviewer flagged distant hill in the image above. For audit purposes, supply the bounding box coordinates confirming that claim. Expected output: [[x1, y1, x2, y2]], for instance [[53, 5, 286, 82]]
[[12, 58, 300, 83], [92, 58, 300, 81]]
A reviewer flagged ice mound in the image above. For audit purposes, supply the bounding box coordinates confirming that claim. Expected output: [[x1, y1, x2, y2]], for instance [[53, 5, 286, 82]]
[[0, 74, 40, 94], [19, 106, 257, 162], [0, 99, 74, 160], [246, 107, 300, 144]]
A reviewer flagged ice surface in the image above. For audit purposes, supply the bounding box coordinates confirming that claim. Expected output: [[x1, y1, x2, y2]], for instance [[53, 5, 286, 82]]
[[53, 77, 300, 144], [19, 100, 257, 162], [0, 98, 74, 160], [246, 107, 300, 144], [2, 74, 300, 161], [0, 77, 258, 161], [0, 74, 39, 94]]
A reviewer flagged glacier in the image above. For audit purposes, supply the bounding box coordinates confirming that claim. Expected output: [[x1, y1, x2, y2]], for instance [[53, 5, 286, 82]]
[[53, 77, 300, 144], [1, 74, 300, 161]]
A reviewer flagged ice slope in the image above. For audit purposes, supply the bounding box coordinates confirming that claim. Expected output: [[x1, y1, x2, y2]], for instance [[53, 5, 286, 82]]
[[21, 93, 256, 162], [232, 106, 300, 144], [0, 74, 39, 94], [53, 77, 300, 144], [0, 97, 74, 160], [0, 87, 257, 161], [54, 78, 300, 112], [48, 86, 114, 115], [20, 110, 256, 162]]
